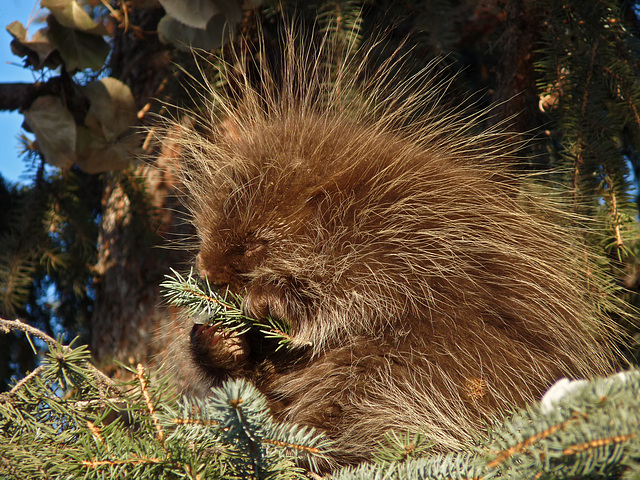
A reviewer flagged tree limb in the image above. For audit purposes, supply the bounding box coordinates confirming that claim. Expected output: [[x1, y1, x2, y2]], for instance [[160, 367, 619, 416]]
[[0, 78, 69, 112]]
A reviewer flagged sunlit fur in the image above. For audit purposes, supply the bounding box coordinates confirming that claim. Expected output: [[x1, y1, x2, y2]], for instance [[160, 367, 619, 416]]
[[166, 30, 624, 467]]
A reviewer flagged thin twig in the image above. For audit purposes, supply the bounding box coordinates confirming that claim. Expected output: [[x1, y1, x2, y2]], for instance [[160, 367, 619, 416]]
[[91, 366, 118, 391], [0, 317, 57, 346], [72, 398, 126, 410], [136, 363, 165, 445], [0, 317, 118, 395], [8, 365, 46, 396]]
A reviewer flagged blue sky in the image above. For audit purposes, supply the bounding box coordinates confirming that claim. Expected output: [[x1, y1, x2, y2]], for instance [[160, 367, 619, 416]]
[[0, 1, 42, 184]]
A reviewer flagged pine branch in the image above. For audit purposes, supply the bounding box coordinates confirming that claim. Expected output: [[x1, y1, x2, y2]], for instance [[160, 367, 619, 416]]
[[334, 371, 640, 480], [2, 316, 640, 479], [0, 317, 330, 479], [161, 268, 300, 350], [0, 317, 57, 346], [0, 317, 115, 399], [536, 0, 640, 260], [162, 378, 335, 476]]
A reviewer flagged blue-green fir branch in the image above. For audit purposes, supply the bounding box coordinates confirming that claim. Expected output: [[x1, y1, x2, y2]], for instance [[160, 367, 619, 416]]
[[2, 319, 639, 479], [161, 268, 296, 350], [334, 370, 640, 480], [332, 452, 486, 480], [373, 429, 436, 464], [161, 378, 335, 475]]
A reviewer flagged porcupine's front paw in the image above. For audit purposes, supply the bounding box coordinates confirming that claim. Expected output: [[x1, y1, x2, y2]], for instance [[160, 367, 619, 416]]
[[189, 322, 250, 381]]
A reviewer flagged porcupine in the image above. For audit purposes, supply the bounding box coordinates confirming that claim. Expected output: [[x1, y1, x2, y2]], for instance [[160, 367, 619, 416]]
[[168, 30, 624, 468]]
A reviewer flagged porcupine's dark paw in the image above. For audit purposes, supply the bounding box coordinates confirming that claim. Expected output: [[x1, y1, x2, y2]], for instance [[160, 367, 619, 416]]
[[189, 322, 250, 381]]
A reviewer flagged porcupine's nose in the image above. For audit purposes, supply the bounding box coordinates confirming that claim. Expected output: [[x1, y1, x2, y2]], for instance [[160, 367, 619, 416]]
[[195, 251, 243, 292]]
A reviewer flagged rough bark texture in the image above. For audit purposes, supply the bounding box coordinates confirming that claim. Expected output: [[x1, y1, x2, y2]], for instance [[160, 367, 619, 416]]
[[89, 6, 190, 374], [90, 164, 190, 372]]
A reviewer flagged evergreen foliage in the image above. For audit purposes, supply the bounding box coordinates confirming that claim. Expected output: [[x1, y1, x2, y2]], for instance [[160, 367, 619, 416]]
[[2, 0, 640, 478], [536, 0, 640, 259], [0, 318, 331, 479], [1, 317, 639, 479], [162, 268, 297, 350]]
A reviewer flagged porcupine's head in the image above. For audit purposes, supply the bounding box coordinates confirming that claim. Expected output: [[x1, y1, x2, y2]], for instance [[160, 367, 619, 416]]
[[171, 30, 623, 376]]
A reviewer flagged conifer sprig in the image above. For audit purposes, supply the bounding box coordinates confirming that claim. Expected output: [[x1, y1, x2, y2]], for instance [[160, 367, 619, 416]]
[[162, 379, 335, 476], [334, 370, 640, 480], [2, 317, 640, 479], [161, 268, 297, 350], [0, 318, 330, 479]]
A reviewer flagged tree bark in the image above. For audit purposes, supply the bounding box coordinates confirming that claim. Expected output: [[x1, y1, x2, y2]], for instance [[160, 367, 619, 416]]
[[88, 6, 191, 376]]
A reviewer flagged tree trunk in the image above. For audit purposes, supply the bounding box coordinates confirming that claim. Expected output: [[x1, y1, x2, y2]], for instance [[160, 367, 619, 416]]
[[89, 6, 191, 376]]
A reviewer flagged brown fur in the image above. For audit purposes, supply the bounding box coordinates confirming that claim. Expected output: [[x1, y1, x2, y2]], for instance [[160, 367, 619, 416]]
[[166, 32, 624, 468]]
